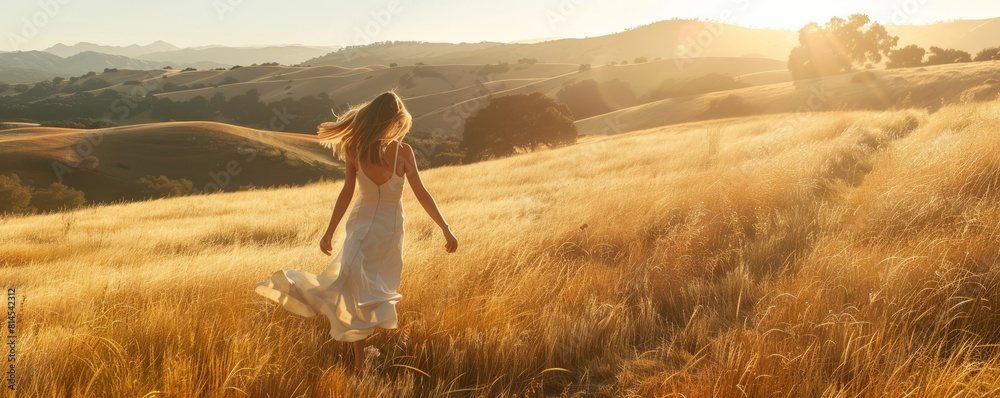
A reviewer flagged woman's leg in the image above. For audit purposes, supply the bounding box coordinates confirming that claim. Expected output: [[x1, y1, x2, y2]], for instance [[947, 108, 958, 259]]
[[352, 337, 368, 373]]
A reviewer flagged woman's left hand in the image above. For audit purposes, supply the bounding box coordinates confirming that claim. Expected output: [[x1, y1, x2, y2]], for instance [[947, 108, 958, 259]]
[[320, 232, 334, 256]]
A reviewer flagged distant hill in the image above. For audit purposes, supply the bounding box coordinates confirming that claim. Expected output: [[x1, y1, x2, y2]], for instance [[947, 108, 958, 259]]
[[0, 121, 341, 203], [68, 57, 785, 135], [0, 51, 223, 82], [574, 60, 1000, 136], [0, 67, 60, 85], [43, 41, 181, 58], [301, 17, 1000, 68], [301, 20, 798, 67], [42, 41, 337, 67], [138, 45, 340, 68], [888, 18, 1000, 55]]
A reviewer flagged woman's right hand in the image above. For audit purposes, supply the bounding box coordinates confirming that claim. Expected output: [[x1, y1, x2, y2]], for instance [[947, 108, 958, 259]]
[[443, 227, 458, 253]]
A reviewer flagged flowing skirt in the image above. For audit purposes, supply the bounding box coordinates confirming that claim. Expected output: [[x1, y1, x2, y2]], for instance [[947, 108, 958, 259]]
[[254, 197, 404, 342]]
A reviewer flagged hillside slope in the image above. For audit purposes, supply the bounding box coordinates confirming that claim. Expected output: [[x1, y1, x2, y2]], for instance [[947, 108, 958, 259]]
[[301, 17, 1000, 68], [575, 60, 1000, 136], [0, 121, 341, 203]]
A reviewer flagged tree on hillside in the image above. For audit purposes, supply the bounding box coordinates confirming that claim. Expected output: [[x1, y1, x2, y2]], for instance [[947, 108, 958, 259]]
[[31, 182, 86, 212], [138, 175, 195, 198], [402, 131, 466, 168], [462, 93, 576, 162], [975, 47, 1000, 62], [0, 174, 34, 215], [886, 45, 926, 69], [926, 47, 972, 66], [556, 79, 636, 120], [221, 89, 268, 123], [788, 14, 898, 80]]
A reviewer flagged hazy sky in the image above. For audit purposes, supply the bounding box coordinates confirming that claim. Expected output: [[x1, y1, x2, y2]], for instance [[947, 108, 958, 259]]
[[3, 0, 1000, 51]]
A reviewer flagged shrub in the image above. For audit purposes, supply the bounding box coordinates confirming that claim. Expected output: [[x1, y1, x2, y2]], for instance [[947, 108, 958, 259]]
[[78, 156, 99, 170], [0, 174, 34, 215], [41, 121, 87, 129], [926, 47, 972, 66], [886, 45, 926, 69], [974, 47, 1000, 62], [137, 175, 195, 198], [31, 182, 86, 212]]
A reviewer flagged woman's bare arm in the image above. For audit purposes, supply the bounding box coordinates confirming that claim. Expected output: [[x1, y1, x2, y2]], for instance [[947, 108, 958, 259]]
[[321, 158, 357, 255], [401, 143, 458, 253]]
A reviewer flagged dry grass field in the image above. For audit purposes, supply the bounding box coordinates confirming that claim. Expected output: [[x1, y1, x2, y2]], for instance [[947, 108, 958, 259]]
[[3, 97, 1000, 396]]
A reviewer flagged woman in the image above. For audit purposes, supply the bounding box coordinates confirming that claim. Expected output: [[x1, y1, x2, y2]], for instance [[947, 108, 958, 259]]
[[254, 91, 458, 374]]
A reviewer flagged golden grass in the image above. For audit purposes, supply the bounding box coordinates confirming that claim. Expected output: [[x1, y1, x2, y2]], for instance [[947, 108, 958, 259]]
[[3, 99, 1000, 397]]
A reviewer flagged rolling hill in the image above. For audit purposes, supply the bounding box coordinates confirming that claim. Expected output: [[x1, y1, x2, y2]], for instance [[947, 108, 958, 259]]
[[300, 20, 797, 67], [889, 17, 1000, 55], [300, 17, 1000, 68], [0, 122, 343, 203], [574, 60, 1000, 136], [0, 51, 223, 83], [59, 57, 786, 133], [138, 45, 340, 67]]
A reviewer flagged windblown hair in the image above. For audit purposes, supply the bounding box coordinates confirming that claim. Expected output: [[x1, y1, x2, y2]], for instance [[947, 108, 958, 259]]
[[317, 91, 412, 166]]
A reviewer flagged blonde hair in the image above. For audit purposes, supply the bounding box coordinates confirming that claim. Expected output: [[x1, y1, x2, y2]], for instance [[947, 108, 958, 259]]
[[317, 90, 412, 166]]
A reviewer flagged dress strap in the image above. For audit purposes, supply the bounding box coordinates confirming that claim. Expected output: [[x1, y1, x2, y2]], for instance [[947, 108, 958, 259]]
[[391, 140, 400, 175]]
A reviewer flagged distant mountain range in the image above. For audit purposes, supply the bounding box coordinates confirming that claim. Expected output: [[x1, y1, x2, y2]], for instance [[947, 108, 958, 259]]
[[0, 51, 223, 82], [43, 41, 182, 58], [42, 41, 338, 67]]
